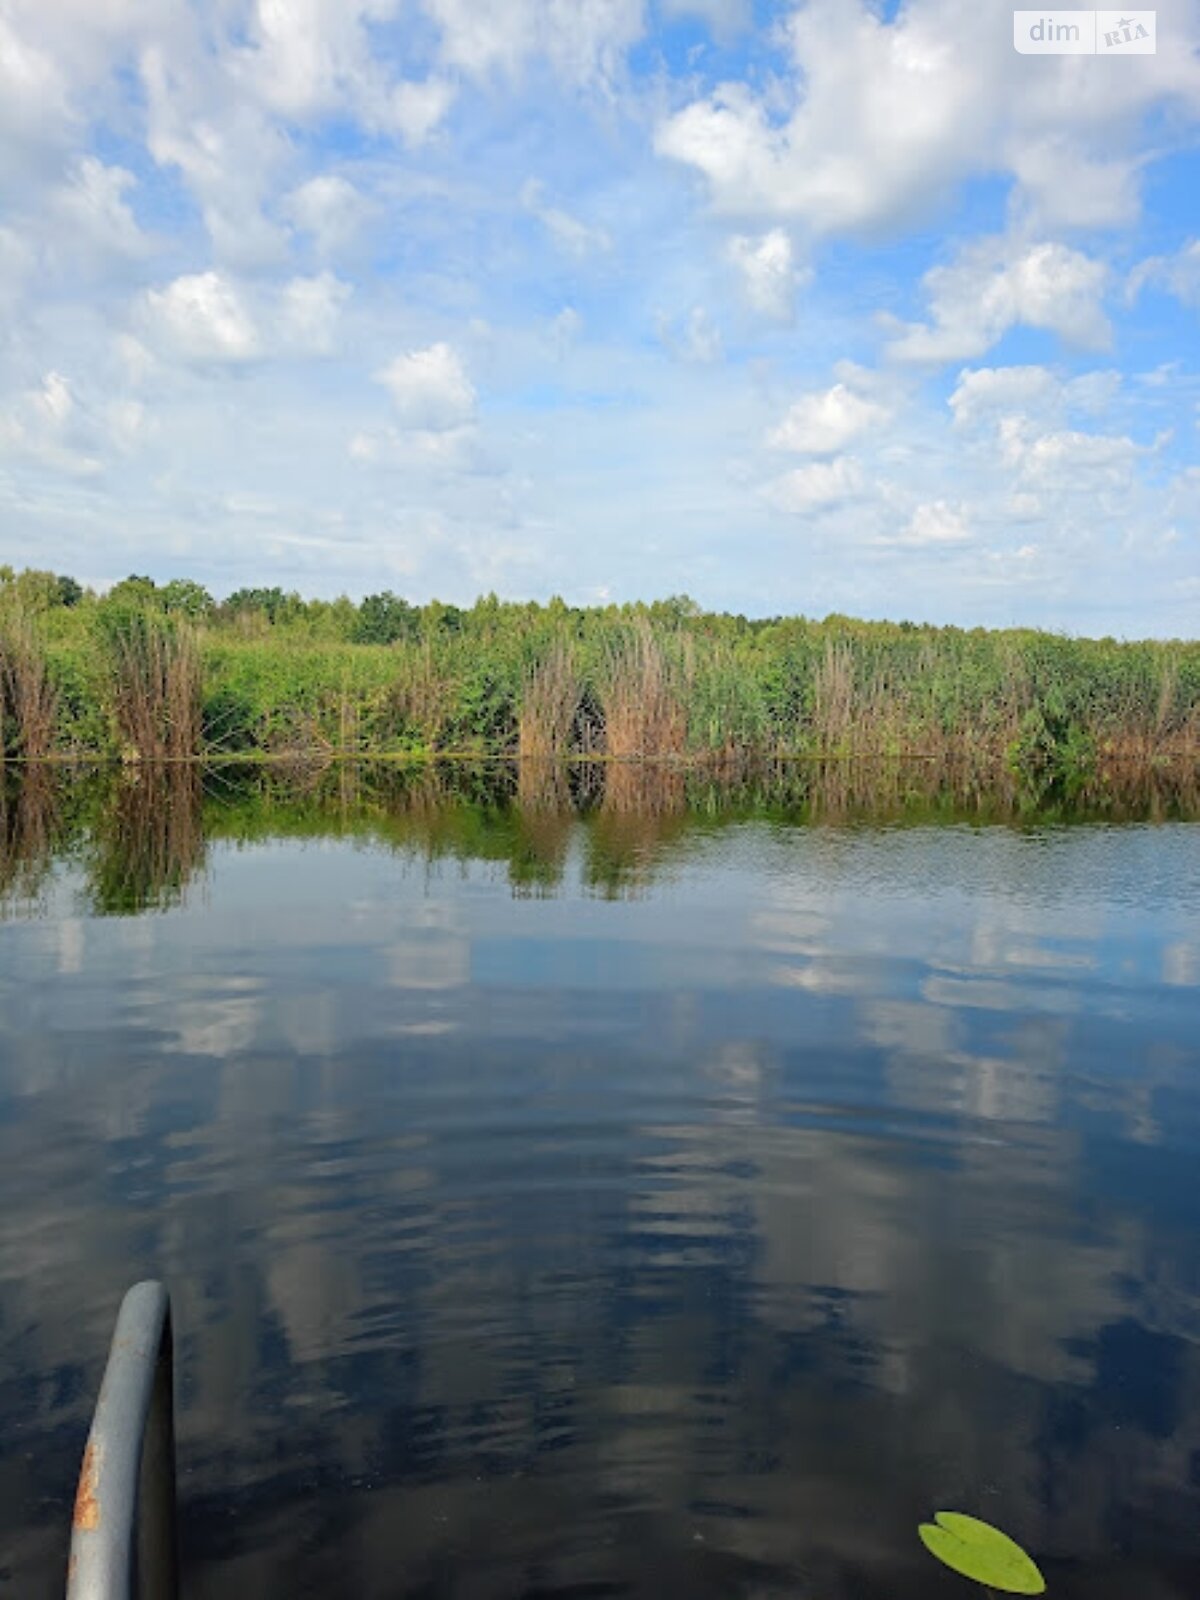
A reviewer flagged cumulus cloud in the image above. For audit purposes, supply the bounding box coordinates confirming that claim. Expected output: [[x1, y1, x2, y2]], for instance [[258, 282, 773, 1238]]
[[768, 381, 890, 455], [727, 229, 808, 323], [948, 365, 1060, 426], [283, 175, 373, 258], [384, 76, 456, 144], [883, 500, 973, 548], [1127, 240, 1200, 307], [277, 272, 351, 355], [654, 0, 1200, 235], [763, 456, 863, 514], [140, 40, 290, 267], [52, 157, 150, 260], [886, 238, 1111, 364], [949, 364, 1122, 428], [235, 0, 455, 142], [999, 420, 1144, 486], [142, 271, 261, 363], [376, 342, 477, 430]]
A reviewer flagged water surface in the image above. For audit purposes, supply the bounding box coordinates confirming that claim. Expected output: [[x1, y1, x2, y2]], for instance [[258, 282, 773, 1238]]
[[2, 764, 1199, 1597]]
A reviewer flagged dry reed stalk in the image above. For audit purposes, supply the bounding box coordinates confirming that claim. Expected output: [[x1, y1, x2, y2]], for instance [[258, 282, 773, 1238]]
[[598, 618, 688, 759], [107, 617, 202, 760], [811, 640, 856, 754], [519, 643, 581, 760], [0, 613, 58, 761], [390, 641, 456, 749]]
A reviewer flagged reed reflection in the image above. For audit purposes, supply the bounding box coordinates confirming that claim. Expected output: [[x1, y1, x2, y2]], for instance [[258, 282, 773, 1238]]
[[87, 764, 207, 915], [2, 757, 1199, 922]]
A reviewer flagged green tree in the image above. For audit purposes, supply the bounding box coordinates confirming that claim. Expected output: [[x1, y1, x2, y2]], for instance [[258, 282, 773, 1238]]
[[224, 586, 304, 625], [107, 574, 159, 607], [160, 578, 215, 618], [354, 591, 420, 644], [3, 568, 64, 612]]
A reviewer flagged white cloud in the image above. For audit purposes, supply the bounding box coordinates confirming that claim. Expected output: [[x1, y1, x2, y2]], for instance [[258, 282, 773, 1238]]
[[0, 12, 72, 183], [239, 0, 386, 119], [884, 500, 973, 548], [654, 3, 992, 234], [949, 364, 1122, 428], [763, 455, 863, 514], [886, 238, 1111, 364], [0, 371, 102, 477], [384, 76, 456, 144], [283, 175, 372, 258], [1006, 138, 1142, 231], [727, 229, 808, 323], [949, 365, 1059, 426], [654, 0, 1200, 236], [520, 180, 612, 257], [142, 271, 261, 363], [376, 342, 477, 430], [140, 40, 290, 266], [52, 157, 150, 259], [999, 419, 1143, 485], [277, 271, 351, 355], [1128, 239, 1200, 307], [656, 305, 722, 363], [423, 0, 646, 88], [235, 0, 454, 142], [768, 381, 890, 455]]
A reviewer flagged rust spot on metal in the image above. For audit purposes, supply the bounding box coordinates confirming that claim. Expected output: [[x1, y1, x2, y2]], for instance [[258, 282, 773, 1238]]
[[73, 1440, 101, 1532]]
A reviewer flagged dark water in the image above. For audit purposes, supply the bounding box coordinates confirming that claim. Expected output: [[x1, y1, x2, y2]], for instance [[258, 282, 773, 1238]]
[[2, 764, 1200, 1598]]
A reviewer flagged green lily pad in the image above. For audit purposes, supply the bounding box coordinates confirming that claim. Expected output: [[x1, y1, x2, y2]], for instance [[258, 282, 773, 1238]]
[[918, 1511, 1046, 1594]]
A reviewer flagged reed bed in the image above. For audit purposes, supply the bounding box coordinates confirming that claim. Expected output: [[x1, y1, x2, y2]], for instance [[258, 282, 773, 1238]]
[[518, 644, 581, 761], [0, 579, 1195, 783], [99, 609, 203, 761], [0, 612, 58, 761]]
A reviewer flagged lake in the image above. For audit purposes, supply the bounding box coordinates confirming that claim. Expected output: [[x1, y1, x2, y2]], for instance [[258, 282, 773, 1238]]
[[2, 763, 1199, 1598]]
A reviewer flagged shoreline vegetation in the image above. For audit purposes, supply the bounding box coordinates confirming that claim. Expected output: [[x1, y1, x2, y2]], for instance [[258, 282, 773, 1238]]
[[1, 567, 1198, 786]]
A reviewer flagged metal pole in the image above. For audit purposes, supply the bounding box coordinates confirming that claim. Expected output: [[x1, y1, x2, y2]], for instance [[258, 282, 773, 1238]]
[[66, 1281, 179, 1600]]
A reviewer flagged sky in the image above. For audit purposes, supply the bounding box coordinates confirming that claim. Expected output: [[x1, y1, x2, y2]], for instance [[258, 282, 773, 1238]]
[[1, 0, 1198, 635]]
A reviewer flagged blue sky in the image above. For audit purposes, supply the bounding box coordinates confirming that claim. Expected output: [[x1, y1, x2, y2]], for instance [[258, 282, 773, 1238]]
[[1, 0, 1198, 635]]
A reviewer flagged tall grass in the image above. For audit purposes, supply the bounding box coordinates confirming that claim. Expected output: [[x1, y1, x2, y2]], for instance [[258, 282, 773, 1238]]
[[99, 608, 202, 760], [519, 643, 581, 761], [595, 617, 689, 760], [0, 613, 58, 761]]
